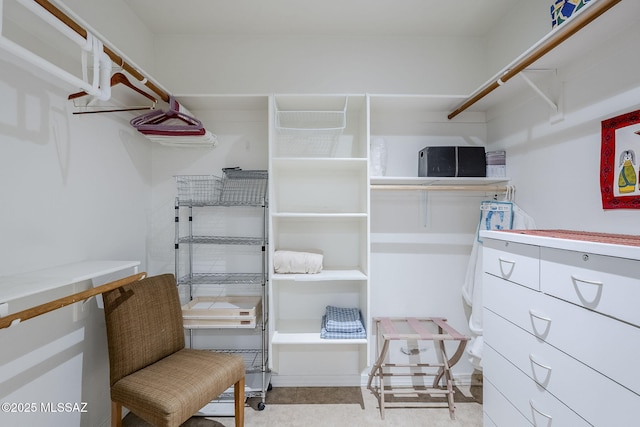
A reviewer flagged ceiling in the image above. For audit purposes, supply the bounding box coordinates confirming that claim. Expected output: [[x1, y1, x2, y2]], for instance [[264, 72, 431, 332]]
[[123, 0, 519, 37]]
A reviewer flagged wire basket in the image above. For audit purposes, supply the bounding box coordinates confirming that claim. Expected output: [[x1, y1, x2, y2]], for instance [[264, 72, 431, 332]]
[[275, 98, 347, 157], [175, 175, 223, 206], [176, 170, 268, 206], [220, 168, 268, 206]]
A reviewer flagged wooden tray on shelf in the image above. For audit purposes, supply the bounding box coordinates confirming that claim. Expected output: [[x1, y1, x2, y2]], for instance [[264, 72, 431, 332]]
[[182, 296, 261, 328]]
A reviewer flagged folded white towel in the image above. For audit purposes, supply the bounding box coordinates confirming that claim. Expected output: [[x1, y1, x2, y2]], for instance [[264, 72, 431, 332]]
[[273, 250, 323, 274]]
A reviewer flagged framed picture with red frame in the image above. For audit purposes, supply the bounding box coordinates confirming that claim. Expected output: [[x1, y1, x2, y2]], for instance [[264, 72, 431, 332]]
[[600, 109, 640, 209]]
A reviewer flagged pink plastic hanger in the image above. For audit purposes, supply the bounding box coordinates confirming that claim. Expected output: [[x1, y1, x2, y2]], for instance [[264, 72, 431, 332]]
[[130, 96, 205, 136]]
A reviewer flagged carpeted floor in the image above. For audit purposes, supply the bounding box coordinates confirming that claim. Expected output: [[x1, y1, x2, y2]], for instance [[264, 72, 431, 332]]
[[248, 386, 366, 408], [247, 384, 480, 408], [123, 382, 483, 427]]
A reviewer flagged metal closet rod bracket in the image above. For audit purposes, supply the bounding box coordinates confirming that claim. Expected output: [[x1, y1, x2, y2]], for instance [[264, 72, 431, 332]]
[[518, 68, 564, 124], [517, 69, 558, 113]]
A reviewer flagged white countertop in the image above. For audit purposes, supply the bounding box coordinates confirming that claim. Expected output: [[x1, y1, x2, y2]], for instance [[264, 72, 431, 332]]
[[480, 230, 640, 261]]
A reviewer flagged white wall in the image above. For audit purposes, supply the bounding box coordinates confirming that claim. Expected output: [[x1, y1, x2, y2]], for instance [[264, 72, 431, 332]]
[[0, 2, 154, 425], [0, 57, 153, 427], [0, 59, 152, 274], [152, 34, 487, 95], [484, 0, 551, 80]]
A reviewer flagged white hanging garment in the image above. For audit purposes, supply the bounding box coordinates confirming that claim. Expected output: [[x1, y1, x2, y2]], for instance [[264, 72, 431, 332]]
[[462, 199, 535, 370]]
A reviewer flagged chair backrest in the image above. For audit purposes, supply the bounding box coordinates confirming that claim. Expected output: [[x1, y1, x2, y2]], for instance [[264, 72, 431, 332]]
[[102, 274, 185, 386]]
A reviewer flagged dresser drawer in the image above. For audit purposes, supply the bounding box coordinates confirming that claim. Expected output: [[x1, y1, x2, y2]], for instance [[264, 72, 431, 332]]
[[483, 238, 540, 290], [484, 273, 640, 396], [541, 247, 640, 327], [484, 345, 591, 427], [483, 273, 545, 329], [484, 379, 532, 427], [485, 308, 640, 427]]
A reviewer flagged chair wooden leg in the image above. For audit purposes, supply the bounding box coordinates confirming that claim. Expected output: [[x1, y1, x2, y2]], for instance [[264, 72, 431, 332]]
[[111, 401, 122, 427], [234, 376, 245, 427]]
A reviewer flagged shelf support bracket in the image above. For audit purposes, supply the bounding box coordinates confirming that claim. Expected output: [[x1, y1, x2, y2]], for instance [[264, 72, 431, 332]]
[[518, 70, 564, 124], [519, 72, 557, 112], [421, 191, 430, 229]]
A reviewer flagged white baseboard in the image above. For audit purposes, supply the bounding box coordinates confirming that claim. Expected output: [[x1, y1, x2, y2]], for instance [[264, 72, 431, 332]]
[[270, 371, 480, 388], [271, 374, 364, 387]]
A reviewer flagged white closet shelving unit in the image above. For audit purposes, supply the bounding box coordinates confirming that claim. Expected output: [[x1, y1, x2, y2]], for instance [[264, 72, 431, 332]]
[[268, 94, 370, 385]]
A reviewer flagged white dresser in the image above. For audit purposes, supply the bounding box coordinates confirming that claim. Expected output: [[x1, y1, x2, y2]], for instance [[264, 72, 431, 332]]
[[480, 230, 640, 427]]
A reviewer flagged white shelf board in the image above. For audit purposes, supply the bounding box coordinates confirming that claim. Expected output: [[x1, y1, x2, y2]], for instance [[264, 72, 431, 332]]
[[271, 212, 368, 219], [272, 332, 367, 345], [272, 320, 367, 345], [0, 260, 141, 303], [370, 176, 509, 186], [272, 269, 367, 282]]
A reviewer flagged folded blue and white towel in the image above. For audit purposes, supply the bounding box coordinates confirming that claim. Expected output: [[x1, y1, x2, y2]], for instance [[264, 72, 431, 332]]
[[325, 305, 364, 333], [321, 315, 366, 339]]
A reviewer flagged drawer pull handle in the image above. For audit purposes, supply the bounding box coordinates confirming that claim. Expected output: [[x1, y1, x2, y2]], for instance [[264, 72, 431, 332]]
[[498, 257, 516, 277], [529, 310, 552, 338], [571, 275, 603, 307], [529, 310, 552, 323], [571, 275, 603, 287], [529, 354, 552, 371], [529, 354, 552, 386], [529, 399, 553, 422]]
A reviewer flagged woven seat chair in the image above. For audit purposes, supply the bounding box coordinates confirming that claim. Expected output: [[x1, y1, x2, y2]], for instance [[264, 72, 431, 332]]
[[102, 273, 245, 427]]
